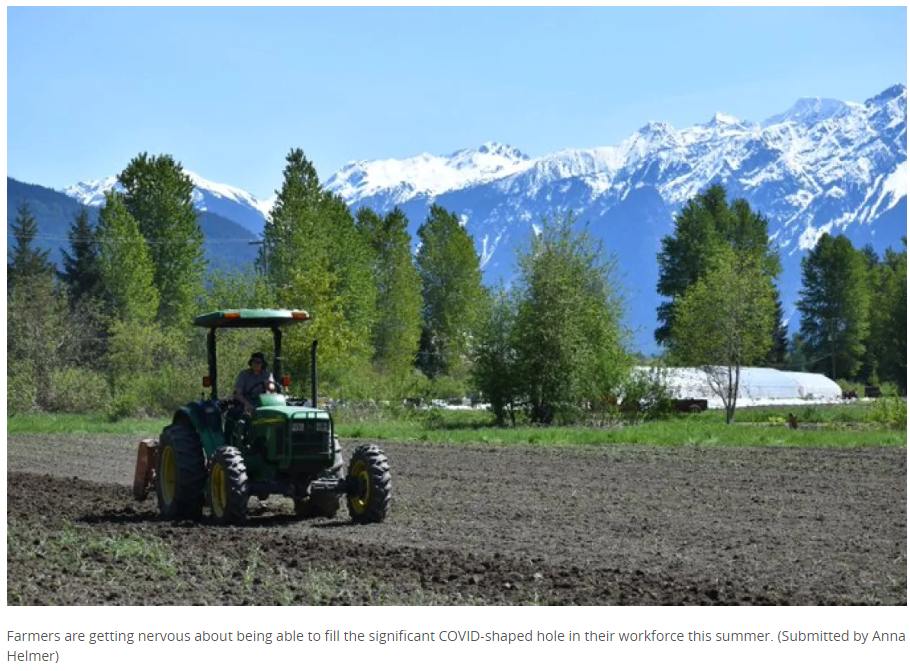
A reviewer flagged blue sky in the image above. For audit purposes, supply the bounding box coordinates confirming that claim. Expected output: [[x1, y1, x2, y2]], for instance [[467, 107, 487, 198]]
[[7, 6, 907, 199]]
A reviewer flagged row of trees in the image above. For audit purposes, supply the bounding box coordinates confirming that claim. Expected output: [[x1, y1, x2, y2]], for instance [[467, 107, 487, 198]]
[[7, 151, 906, 423], [7, 149, 493, 416], [797, 233, 907, 388], [653, 184, 906, 421]]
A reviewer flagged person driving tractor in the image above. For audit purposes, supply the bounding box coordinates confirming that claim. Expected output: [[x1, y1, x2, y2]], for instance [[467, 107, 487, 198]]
[[234, 351, 275, 413]]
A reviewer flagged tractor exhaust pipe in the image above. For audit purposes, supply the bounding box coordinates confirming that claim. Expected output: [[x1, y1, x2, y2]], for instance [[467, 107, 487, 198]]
[[311, 340, 318, 409]]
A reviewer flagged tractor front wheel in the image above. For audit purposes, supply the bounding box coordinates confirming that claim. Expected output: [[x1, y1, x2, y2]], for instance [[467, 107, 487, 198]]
[[208, 446, 250, 525], [346, 444, 391, 524], [156, 424, 206, 520]]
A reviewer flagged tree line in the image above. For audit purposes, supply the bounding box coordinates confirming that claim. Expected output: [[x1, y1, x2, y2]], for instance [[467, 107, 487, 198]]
[[7, 151, 907, 424]]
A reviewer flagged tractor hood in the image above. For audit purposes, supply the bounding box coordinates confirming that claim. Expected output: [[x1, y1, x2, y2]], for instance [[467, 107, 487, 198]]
[[252, 403, 331, 423]]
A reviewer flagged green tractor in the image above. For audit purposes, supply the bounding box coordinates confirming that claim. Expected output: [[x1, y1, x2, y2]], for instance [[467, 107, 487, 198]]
[[132, 309, 391, 525]]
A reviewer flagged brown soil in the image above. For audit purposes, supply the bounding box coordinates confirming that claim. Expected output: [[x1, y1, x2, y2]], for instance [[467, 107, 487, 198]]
[[7, 435, 907, 605]]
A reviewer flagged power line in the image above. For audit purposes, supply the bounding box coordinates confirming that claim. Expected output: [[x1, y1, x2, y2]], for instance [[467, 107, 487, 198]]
[[22, 233, 269, 246]]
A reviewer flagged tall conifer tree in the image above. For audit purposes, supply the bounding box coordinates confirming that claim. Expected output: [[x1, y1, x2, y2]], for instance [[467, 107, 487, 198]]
[[8, 201, 53, 291], [796, 233, 870, 380], [59, 207, 104, 308]]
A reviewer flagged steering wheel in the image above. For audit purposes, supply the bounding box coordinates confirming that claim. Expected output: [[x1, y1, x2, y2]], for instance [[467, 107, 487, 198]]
[[247, 380, 277, 397]]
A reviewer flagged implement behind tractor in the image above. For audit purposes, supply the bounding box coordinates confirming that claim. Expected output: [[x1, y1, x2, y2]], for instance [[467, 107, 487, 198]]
[[132, 309, 391, 525]]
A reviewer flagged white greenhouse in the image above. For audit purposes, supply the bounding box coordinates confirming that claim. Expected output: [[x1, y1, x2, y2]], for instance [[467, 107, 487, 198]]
[[636, 366, 844, 409]]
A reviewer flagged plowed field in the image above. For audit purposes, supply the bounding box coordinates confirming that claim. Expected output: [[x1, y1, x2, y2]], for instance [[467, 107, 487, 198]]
[[7, 435, 907, 605]]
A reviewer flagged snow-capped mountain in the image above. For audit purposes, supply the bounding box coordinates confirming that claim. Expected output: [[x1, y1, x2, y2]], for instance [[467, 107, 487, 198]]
[[58, 84, 906, 351], [64, 170, 273, 237], [324, 141, 532, 206], [325, 84, 907, 351]]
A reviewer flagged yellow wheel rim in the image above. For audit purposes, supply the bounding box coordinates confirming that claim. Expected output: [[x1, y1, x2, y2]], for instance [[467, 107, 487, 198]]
[[161, 446, 177, 505], [210, 463, 227, 518], [349, 461, 370, 515]]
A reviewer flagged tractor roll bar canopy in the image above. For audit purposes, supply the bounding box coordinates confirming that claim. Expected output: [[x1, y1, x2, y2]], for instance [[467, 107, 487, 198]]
[[193, 309, 310, 329]]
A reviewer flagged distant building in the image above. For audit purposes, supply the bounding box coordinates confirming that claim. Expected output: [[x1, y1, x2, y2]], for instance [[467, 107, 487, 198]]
[[636, 367, 843, 409]]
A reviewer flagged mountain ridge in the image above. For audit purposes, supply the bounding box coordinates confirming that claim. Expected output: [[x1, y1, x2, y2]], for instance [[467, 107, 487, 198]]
[[23, 83, 909, 351]]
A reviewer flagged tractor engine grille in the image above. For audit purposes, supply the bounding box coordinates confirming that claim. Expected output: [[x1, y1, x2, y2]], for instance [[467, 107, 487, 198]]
[[290, 419, 331, 458]]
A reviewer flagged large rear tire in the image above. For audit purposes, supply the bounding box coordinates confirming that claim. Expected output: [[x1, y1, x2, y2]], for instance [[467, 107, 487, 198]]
[[156, 424, 206, 520], [208, 446, 250, 525], [346, 443, 391, 524]]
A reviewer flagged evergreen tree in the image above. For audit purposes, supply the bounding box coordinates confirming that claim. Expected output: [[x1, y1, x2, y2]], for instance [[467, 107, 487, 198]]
[[8, 201, 53, 291], [796, 233, 870, 380], [416, 205, 485, 383], [876, 241, 907, 390], [764, 289, 789, 367], [656, 184, 780, 350], [857, 243, 907, 389], [118, 153, 205, 327], [59, 207, 104, 307], [96, 191, 160, 325], [671, 247, 775, 424], [356, 206, 423, 377], [858, 245, 884, 382], [512, 213, 631, 424]]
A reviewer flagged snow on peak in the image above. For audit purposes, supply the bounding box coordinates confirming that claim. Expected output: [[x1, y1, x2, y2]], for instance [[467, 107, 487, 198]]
[[324, 142, 533, 202], [637, 120, 675, 137], [764, 97, 848, 127], [708, 111, 741, 126], [62, 176, 121, 207], [63, 169, 273, 219]]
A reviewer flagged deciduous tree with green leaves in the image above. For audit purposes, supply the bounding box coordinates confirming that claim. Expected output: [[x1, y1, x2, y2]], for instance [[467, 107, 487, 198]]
[[472, 284, 521, 426], [796, 233, 870, 380], [118, 153, 205, 327], [259, 149, 377, 396], [356, 206, 423, 380], [671, 247, 775, 424], [512, 213, 631, 425], [416, 205, 485, 385], [863, 240, 907, 390], [96, 191, 160, 325]]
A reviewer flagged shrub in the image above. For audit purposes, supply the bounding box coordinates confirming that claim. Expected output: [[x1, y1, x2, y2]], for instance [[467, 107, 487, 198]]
[[108, 390, 142, 421], [878, 381, 901, 398], [7, 360, 38, 416], [620, 367, 675, 421], [836, 379, 864, 397], [45, 367, 111, 414], [869, 397, 907, 430]]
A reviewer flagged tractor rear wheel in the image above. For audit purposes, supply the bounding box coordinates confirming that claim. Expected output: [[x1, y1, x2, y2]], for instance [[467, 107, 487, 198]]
[[346, 444, 391, 524], [208, 446, 250, 525], [156, 424, 206, 520]]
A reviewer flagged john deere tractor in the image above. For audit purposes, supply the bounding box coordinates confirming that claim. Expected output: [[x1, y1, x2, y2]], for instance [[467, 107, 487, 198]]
[[132, 309, 391, 525]]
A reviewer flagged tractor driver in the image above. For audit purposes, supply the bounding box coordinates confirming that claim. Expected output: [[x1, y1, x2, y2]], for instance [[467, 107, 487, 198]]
[[234, 351, 275, 413]]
